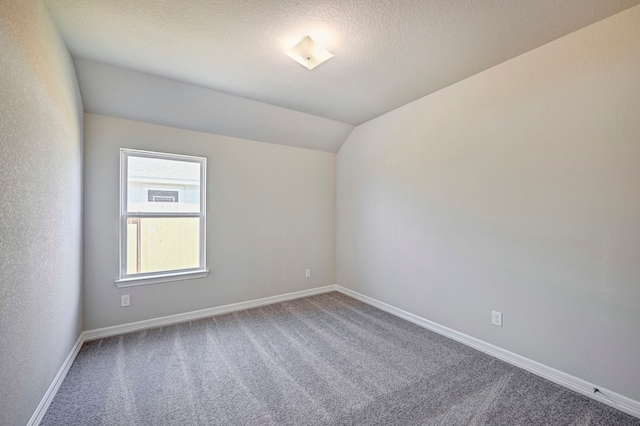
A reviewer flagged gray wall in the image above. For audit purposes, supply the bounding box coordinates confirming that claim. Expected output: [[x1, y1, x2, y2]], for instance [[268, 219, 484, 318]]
[[337, 5, 640, 402], [84, 114, 336, 330], [0, 1, 84, 425]]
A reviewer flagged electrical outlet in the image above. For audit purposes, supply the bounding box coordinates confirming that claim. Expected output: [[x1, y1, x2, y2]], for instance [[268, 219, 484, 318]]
[[121, 294, 130, 307], [305, 269, 311, 278], [492, 310, 502, 327]]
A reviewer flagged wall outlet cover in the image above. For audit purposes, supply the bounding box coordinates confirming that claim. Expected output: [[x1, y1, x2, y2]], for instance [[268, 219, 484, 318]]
[[492, 310, 502, 327]]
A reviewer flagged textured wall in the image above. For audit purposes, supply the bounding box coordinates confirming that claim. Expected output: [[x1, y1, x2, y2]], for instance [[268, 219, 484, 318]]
[[0, 1, 83, 425], [337, 6, 640, 402], [83, 114, 335, 330]]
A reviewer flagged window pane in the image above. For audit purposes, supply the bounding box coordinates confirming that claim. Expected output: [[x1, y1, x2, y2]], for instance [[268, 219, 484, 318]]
[[127, 156, 201, 213], [126, 217, 200, 275]]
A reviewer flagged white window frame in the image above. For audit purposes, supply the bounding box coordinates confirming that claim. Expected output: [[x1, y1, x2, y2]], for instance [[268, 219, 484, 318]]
[[116, 149, 208, 288]]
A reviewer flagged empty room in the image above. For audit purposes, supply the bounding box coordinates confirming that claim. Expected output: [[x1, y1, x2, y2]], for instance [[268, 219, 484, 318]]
[[1, 0, 640, 424]]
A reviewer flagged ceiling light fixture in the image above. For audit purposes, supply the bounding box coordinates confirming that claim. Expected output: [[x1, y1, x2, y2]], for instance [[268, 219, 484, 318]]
[[284, 36, 334, 70]]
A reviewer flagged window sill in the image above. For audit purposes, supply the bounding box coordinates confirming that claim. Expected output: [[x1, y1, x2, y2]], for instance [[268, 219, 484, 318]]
[[115, 270, 209, 288]]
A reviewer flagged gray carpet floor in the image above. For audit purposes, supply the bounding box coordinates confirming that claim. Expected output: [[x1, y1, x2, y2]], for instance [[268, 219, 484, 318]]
[[41, 292, 639, 425]]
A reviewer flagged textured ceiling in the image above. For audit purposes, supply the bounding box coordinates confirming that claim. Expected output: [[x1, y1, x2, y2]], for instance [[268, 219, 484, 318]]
[[44, 0, 640, 132], [74, 59, 354, 152]]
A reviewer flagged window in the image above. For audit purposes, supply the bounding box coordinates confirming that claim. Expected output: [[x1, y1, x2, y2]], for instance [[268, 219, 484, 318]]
[[117, 149, 207, 287]]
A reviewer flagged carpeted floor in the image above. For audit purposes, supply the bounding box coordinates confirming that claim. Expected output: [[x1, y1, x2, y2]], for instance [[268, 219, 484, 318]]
[[41, 292, 639, 425]]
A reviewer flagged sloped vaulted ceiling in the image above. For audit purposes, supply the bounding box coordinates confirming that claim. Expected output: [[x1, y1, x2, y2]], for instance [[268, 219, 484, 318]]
[[45, 0, 640, 152]]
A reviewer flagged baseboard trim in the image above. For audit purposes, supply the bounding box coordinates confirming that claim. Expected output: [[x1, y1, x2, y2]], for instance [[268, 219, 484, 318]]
[[27, 332, 86, 426], [335, 285, 640, 419], [84, 285, 338, 341], [30, 285, 338, 424], [32, 284, 638, 422]]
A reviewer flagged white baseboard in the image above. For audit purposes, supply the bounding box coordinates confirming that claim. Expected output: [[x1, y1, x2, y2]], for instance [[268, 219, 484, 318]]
[[335, 285, 640, 419], [84, 285, 338, 341], [27, 333, 85, 426], [32, 284, 638, 423], [30, 285, 337, 425]]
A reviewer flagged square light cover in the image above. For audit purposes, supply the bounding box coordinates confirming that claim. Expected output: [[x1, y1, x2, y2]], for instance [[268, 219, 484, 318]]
[[284, 36, 334, 70]]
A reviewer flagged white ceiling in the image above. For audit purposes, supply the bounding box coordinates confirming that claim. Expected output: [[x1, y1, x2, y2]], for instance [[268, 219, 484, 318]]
[[44, 0, 640, 150], [74, 59, 354, 152]]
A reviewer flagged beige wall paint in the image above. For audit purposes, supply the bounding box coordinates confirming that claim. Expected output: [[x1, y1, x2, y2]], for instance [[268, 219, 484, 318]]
[[83, 114, 336, 330], [0, 0, 84, 424], [337, 6, 640, 401]]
